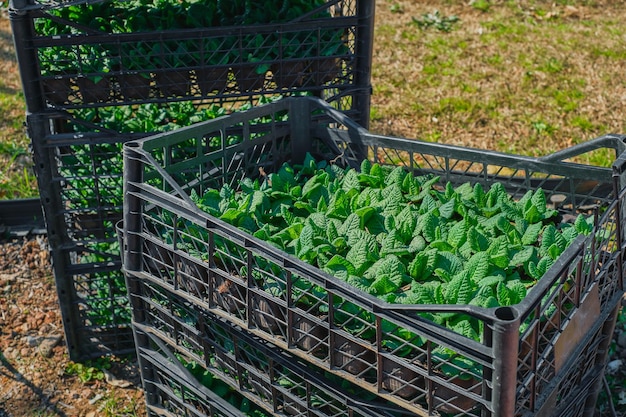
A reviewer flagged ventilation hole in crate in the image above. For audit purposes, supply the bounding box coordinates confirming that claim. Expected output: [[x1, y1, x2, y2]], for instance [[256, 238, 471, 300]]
[[495, 306, 517, 321]]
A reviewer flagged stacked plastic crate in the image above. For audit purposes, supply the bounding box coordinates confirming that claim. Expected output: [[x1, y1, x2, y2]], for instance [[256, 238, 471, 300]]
[[9, 0, 374, 361], [122, 97, 624, 416]]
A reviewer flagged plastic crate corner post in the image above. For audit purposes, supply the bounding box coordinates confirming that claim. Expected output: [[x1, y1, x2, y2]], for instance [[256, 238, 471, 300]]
[[491, 306, 521, 417], [122, 141, 144, 284], [289, 98, 312, 165]]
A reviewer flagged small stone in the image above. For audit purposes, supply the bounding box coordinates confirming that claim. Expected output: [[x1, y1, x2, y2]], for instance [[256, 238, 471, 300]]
[[38, 335, 62, 358], [88, 393, 103, 405], [618, 331, 626, 349], [4, 347, 15, 360], [25, 335, 40, 347], [20, 347, 29, 357], [607, 359, 623, 374], [104, 369, 132, 388]]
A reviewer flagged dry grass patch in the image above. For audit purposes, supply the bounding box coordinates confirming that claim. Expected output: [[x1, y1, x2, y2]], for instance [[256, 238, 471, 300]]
[[370, 0, 626, 165]]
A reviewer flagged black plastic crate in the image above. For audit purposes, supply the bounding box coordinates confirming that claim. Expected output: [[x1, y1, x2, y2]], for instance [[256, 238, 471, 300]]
[[122, 97, 625, 416], [10, 0, 374, 360], [125, 276, 414, 417], [28, 117, 142, 359], [9, 0, 374, 127]]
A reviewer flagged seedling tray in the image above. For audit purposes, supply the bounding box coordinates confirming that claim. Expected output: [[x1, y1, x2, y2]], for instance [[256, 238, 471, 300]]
[[122, 97, 625, 416]]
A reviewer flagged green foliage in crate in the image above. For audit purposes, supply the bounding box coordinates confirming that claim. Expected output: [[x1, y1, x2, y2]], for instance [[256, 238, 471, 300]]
[[34, 0, 347, 86], [186, 154, 594, 376], [183, 360, 272, 416]]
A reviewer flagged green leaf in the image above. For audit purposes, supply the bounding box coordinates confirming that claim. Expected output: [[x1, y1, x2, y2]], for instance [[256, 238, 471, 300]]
[[510, 246, 536, 267], [470, 294, 499, 309], [477, 275, 505, 288], [306, 212, 328, 234], [381, 184, 404, 214], [402, 172, 421, 195], [574, 214, 593, 235], [408, 249, 437, 280], [429, 239, 454, 252], [346, 275, 373, 293], [540, 225, 557, 256], [496, 281, 512, 305], [326, 218, 340, 242], [324, 255, 355, 280], [342, 168, 361, 192], [240, 177, 257, 193], [366, 254, 406, 282], [346, 238, 378, 275], [467, 226, 489, 253], [290, 185, 302, 199], [473, 182, 485, 206], [339, 213, 361, 236], [524, 204, 542, 224], [370, 163, 386, 187], [355, 206, 376, 226], [436, 251, 465, 276], [220, 208, 243, 224], [419, 193, 439, 214], [192, 189, 222, 216], [380, 230, 407, 258], [560, 225, 579, 245], [487, 236, 510, 269], [447, 218, 469, 249], [360, 159, 372, 175], [444, 271, 474, 305], [452, 319, 479, 340], [521, 222, 543, 245], [237, 214, 257, 233], [420, 212, 439, 242], [506, 280, 527, 304], [326, 189, 351, 220], [438, 197, 456, 219], [530, 188, 547, 215], [385, 166, 407, 187], [370, 275, 400, 295], [296, 223, 315, 257], [547, 243, 562, 260], [408, 235, 427, 253], [466, 252, 490, 283], [395, 205, 417, 242]]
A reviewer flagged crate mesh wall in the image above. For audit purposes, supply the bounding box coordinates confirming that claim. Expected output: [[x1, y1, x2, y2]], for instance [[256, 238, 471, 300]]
[[127, 278, 412, 417], [11, 0, 374, 360], [123, 97, 625, 416]]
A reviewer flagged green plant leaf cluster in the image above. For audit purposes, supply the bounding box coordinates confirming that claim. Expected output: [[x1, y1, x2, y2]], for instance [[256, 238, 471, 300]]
[[183, 361, 270, 416], [411, 9, 460, 32], [35, 0, 344, 73], [194, 154, 592, 344], [71, 101, 227, 134], [65, 358, 112, 383]]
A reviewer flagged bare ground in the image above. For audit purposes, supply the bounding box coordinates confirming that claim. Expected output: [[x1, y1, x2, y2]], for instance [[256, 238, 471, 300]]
[[0, 237, 145, 417]]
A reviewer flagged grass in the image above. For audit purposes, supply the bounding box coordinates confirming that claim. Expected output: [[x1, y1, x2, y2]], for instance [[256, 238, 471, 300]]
[[0, 12, 36, 199], [370, 0, 626, 165]]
